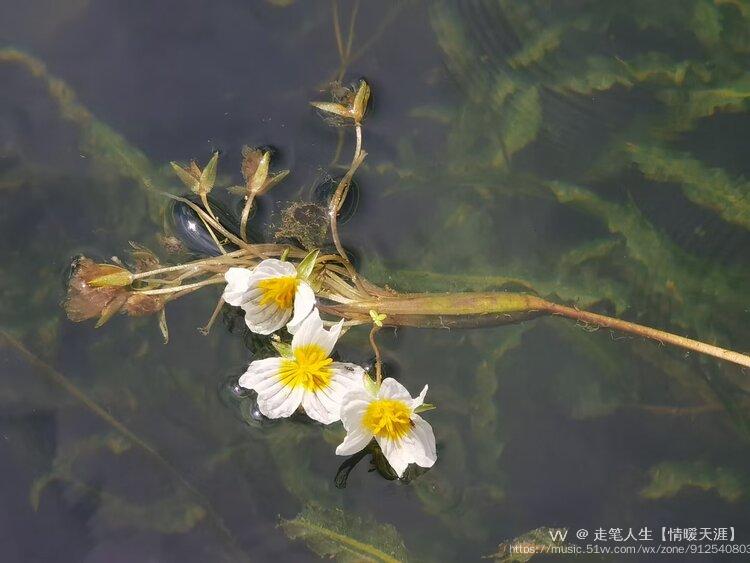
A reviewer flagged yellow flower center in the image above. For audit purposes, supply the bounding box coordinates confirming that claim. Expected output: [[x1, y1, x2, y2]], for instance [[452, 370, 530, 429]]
[[278, 344, 333, 392], [258, 275, 298, 310], [363, 399, 413, 441]]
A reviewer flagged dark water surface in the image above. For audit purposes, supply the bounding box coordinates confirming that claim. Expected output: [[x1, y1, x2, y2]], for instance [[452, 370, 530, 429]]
[[2, 1, 750, 561]]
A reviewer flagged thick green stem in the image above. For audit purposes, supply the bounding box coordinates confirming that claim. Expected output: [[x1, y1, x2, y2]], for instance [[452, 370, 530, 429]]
[[321, 292, 750, 369], [322, 292, 547, 327]]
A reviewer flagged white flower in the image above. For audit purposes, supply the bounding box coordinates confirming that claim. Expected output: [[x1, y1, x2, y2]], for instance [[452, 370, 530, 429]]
[[238, 311, 364, 424], [336, 378, 437, 477], [222, 258, 315, 335]]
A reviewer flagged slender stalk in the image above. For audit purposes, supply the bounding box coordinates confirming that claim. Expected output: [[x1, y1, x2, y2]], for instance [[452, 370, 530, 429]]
[[332, 0, 345, 61], [196, 203, 227, 255], [353, 123, 362, 163], [139, 277, 224, 295], [199, 297, 225, 335], [131, 249, 253, 280], [344, 0, 360, 62], [329, 150, 366, 289], [540, 301, 750, 369], [239, 195, 255, 243], [200, 192, 220, 225], [369, 325, 383, 384], [164, 193, 248, 249]]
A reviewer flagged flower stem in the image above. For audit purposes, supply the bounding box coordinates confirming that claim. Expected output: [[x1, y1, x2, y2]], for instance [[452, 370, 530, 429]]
[[199, 297, 225, 335], [369, 325, 383, 384], [138, 277, 224, 295], [540, 301, 750, 369], [239, 194, 256, 243], [329, 149, 366, 289], [130, 249, 252, 280]]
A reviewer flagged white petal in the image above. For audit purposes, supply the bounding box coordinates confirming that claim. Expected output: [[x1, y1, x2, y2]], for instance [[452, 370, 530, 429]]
[[238, 357, 283, 390], [377, 436, 411, 477], [378, 378, 412, 403], [255, 258, 296, 277], [327, 318, 344, 343], [336, 427, 373, 455], [223, 267, 253, 306], [336, 392, 374, 455], [301, 391, 339, 424], [225, 267, 253, 284], [329, 362, 365, 391], [291, 310, 341, 356], [302, 363, 365, 424], [286, 282, 316, 335], [241, 300, 291, 334], [239, 357, 304, 418], [376, 415, 437, 477], [411, 385, 429, 410], [407, 415, 437, 468], [338, 392, 372, 432], [257, 385, 304, 419]]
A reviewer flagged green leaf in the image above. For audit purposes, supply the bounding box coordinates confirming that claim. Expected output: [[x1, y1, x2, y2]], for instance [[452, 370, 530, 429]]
[[88, 269, 133, 288], [363, 373, 379, 396], [641, 461, 746, 502], [310, 101, 351, 119], [413, 403, 436, 414], [352, 80, 371, 122], [31, 432, 132, 510], [249, 151, 270, 194], [658, 75, 750, 131], [170, 161, 199, 190], [499, 86, 541, 163], [271, 340, 294, 358], [486, 527, 569, 562], [263, 168, 290, 193], [198, 151, 219, 195], [296, 249, 320, 280], [280, 502, 409, 563], [628, 143, 750, 230]]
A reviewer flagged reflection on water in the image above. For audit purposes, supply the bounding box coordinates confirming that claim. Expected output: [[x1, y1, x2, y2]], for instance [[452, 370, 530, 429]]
[[2, 0, 750, 561]]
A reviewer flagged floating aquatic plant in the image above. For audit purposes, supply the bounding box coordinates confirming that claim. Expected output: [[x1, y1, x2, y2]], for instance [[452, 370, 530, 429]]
[[4, 1, 750, 560], [61, 77, 750, 480]]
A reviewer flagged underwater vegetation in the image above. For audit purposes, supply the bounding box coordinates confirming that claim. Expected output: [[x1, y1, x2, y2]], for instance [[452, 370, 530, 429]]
[[3, 0, 750, 561]]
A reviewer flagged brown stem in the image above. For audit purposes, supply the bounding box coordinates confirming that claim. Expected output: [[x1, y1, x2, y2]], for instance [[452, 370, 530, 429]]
[[199, 297, 225, 335], [139, 277, 224, 295], [369, 325, 383, 384], [329, 148, 366, 291], [166, 194, 248, 249], [239, 194, 255, 243], [540, 301, 750, 369], [200, 192, 219, 224]]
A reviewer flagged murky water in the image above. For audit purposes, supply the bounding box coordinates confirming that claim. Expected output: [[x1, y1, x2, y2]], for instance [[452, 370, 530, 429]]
[[3, 1, 750, 561]]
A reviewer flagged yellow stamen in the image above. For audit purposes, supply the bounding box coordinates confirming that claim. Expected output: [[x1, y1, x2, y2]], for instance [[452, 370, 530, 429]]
[[278, 344, 333, 392], [258, 275, 298, 310], [363, 399, 413, 441]]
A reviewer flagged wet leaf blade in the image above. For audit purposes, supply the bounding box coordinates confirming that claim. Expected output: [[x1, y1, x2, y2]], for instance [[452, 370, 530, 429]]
[[280, 503, 408, 563]]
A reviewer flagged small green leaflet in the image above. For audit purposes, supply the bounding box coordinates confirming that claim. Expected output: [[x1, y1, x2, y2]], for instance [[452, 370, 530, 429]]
[[297, 249, 320, 280]]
